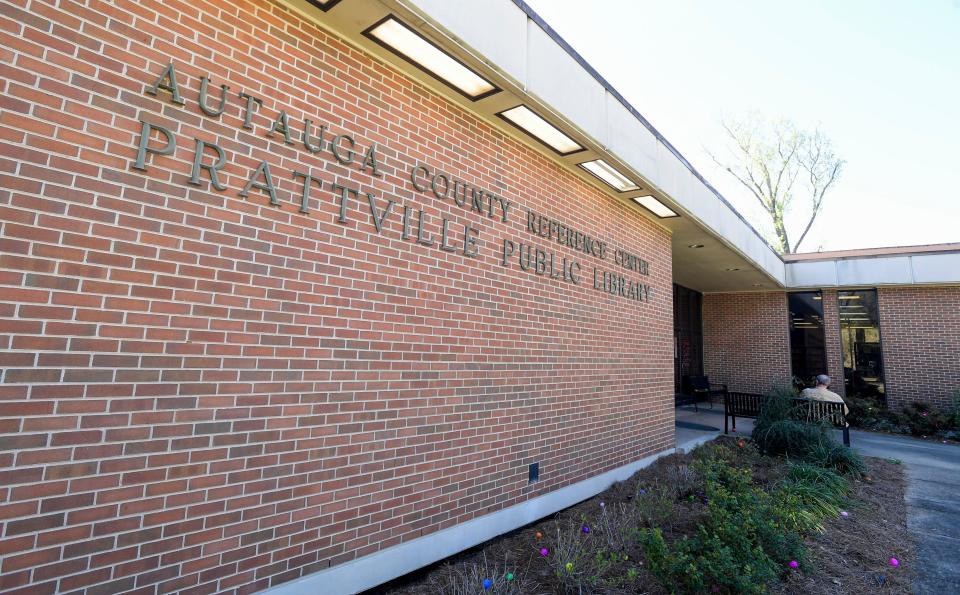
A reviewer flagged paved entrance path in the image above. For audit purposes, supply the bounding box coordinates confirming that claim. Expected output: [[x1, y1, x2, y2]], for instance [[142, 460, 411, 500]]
[[674, 406, 960, 592]]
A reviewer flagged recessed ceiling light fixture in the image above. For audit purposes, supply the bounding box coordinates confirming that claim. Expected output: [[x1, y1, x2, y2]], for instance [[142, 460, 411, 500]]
[[632, 195, 678, 218], [578, 159, 640, 192], [497, 106, 583, 155], [306, 0, 343, 11], [364, 16, 499, 100], [838, 295, 862, 300], [725, 267, 741, 272], [688, 244, 705, 249]]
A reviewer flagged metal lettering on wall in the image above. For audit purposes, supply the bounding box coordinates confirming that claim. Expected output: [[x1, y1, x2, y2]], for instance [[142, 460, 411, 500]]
[[136, 63, 653, 304]]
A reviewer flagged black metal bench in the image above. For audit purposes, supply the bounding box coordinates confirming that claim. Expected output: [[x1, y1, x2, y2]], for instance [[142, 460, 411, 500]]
[[675, 375, 726, 412], [723, 391, 851, 447]]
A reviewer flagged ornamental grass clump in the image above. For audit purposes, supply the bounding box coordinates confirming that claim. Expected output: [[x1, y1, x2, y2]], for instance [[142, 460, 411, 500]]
[[775, 463, 848, 533], [751, 386, 865, 477]]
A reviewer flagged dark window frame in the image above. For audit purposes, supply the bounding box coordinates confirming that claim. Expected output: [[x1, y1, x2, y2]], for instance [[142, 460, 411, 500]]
[[787, 291, 827, 388], [837, 288, 886, 403]]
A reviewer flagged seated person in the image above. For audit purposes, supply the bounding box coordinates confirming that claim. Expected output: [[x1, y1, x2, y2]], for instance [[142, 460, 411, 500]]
[[801, 374, 849, 425]]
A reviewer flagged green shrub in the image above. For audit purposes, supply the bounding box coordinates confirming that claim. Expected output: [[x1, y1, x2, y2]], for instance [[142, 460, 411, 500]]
[[753, 418, 825, 456], [640, 447, 812, 594], [902, 402, 950, 436], [845, 395, 892, 427], [640, 525, 779, 595], [752, 389, 865, 476]]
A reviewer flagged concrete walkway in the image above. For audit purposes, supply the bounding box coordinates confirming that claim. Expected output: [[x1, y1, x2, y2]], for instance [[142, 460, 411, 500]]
[[847, 429, 960, 593], [674, 405, 960, 593]]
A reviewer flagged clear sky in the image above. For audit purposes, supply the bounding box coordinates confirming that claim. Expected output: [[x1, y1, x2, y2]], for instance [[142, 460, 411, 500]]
[[526, 0, 960, 252]]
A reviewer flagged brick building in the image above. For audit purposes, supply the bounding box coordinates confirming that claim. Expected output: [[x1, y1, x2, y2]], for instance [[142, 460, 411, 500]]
[[0, 1, 957, 594]]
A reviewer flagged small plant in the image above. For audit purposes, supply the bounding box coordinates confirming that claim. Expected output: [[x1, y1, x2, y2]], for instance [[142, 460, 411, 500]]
[[544, 518, 632, 593], [546, 521, 591, 593], [593, 501, 640, 552], [427, 552, 539, 595], [634, 485, 675, 531], [664, 461, 699, 499], [785, 462, 848, 499]]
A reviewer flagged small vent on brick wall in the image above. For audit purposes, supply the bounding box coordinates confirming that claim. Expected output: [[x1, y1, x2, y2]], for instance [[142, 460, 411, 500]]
[[528, 462, 539, 484]]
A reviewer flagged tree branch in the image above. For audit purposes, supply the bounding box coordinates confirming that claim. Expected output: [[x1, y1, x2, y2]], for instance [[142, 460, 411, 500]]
[[711, 115, 844, 254]]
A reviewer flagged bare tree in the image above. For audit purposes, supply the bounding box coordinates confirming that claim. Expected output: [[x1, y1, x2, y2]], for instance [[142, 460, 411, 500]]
[[708, 113, 845, 253]]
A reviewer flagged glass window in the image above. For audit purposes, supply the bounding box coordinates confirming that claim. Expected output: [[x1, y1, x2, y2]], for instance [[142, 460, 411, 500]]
[[839, 289, 885, 402], [789, 291, 826, 387]]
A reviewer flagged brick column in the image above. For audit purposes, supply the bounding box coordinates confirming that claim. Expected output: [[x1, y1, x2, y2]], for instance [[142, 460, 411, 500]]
[[821, 290, 845, 396]]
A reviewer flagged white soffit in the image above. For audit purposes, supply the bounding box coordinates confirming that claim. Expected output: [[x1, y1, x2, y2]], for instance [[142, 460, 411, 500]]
[[399, 0, 788, 287], [605, 95, 658, 181], [526, 21, 607, 146], [401, 0, 529, 84]]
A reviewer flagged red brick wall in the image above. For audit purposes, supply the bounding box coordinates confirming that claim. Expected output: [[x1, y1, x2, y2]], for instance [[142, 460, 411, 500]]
[[878, 286, 960, 411], [0, 1, 674, 594], [821, 290, 845, 397], [702, 292, 791, 394]]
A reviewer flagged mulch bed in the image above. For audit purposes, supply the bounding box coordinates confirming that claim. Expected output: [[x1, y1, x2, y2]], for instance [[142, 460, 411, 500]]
[[773, 458, 914, 594], [369, 438, 914, 594]]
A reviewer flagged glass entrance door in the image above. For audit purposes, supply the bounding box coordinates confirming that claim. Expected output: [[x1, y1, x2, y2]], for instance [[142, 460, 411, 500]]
[[673, 284, 703, 393]]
